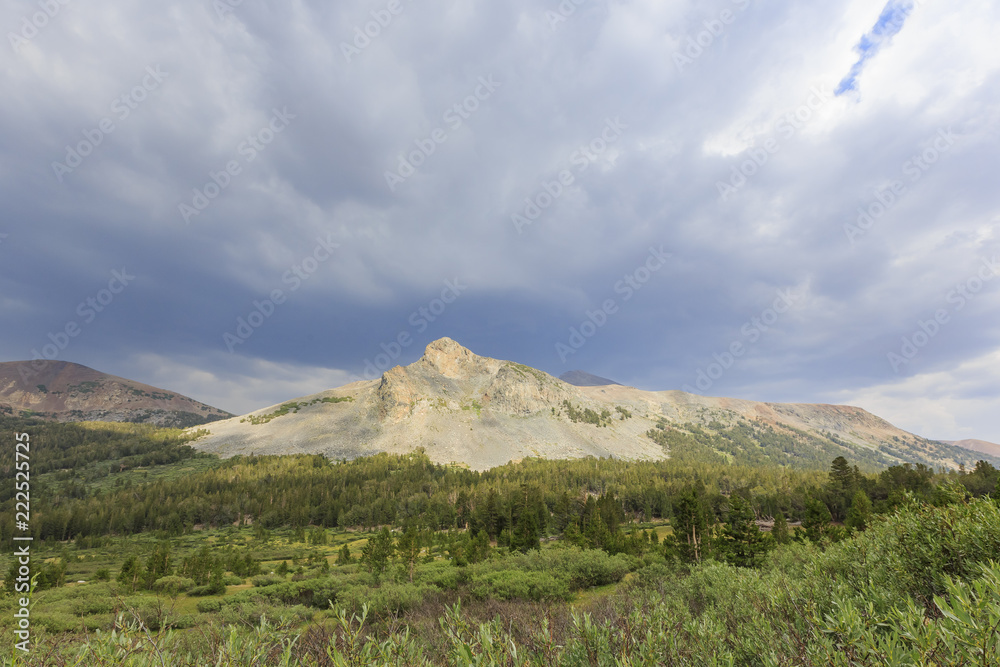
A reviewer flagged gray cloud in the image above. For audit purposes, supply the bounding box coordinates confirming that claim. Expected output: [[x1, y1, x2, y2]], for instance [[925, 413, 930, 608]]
[[1, 0, 998, 442]]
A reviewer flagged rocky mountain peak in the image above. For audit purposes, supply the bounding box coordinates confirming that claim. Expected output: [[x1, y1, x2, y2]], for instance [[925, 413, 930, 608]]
[[420, 337, 483, 378]]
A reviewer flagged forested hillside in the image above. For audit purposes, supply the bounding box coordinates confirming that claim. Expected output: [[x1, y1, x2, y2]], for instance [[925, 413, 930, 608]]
[[1, 417, 999, 664]]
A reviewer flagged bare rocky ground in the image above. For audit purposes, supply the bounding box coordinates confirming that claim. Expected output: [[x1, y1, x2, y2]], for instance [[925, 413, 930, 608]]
[[189, 337, 952, 470]]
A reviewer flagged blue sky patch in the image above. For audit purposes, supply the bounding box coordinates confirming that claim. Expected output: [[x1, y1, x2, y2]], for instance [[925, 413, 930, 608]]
[[837, 0, 915, 95]]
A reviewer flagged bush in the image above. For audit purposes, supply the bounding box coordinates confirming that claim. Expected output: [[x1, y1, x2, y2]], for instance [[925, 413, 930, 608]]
[[219, 598, 313, 628], [827, 494, 1000, 611], [70, 589, 115, 616], [468, 547, 634, 592], [336, 582, 434, 618], [152, 575, 195, 596], [35, 611, 80, 633], [413, 560, 461, 590], [188, 581, 226, 596], [251, 574, 284, 587], [196, 598, 223, 613], [468, 570, 572, 602]]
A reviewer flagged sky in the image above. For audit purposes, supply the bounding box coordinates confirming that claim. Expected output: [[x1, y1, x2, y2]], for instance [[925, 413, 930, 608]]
[[1, 0, 998, 444]]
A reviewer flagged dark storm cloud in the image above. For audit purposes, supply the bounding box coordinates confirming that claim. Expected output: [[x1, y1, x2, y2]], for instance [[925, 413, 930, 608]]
[[1, 0, 998, 441]]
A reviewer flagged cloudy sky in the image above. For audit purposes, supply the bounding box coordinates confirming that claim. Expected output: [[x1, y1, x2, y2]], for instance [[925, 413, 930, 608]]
[[2, 0, 998, 443]]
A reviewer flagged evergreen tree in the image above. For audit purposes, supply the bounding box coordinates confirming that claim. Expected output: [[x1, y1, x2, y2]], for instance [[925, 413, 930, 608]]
[[826, 456, 858, 521], [720, 496, 769, 568], [395, 525, 421, 582], [802, 498, 832, 544], [673, 487, 708, 562], [772, 511, 790, 545], [117, 555, 141, 592], [361, 527, 394, 582], [511, 485, 541, 553], [141, 542, 172, 590], [467, 530, 492, 564], [337, 543, 353, 565], [844, 490, 873, 532]]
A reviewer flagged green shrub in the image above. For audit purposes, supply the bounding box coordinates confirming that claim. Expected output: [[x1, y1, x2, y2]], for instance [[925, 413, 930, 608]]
[[35, 611, 80, 633], [251, 574, 285, 587], [336, 582, 434, 618], [413, 560, 461, 590], [152, 575, 195, 596], [188, 581, 226, 596], [469, 547, 634, 592], [70, 589, 115, 616], [468, 569, 572, 602], [196, 598, 223, 613]]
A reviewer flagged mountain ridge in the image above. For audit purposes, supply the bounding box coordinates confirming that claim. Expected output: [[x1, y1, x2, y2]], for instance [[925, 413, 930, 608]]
[[946, 439, 1000, 458], [0, 360, 232, 428], [189, 337, 997, 471], [559, 370, 622, 387]]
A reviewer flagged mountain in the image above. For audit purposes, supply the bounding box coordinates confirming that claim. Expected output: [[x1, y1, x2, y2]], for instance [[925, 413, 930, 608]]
[[559, 370, 621, 387], [946, 439, 1000, 459], [0, 360, 231, 427], [190, 337, 996, 471]]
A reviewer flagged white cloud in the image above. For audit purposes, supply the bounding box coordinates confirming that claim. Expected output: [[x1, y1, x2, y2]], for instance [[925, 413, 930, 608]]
[[124, 352, 356, 416], [830, 347, 1000, 444]]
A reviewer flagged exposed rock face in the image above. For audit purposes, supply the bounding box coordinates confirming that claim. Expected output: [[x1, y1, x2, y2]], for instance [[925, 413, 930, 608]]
[[188, 337, 992, 471], [483, 364, 567, 415], [421, 337, 500, 379], [0, 360, 231, 427]]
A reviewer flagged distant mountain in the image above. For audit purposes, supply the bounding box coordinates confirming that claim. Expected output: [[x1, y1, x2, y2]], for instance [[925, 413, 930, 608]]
[[946, 439, 1000, 459], [0, 360, 231, 428], [559, 370, 621, 387], [190, 337, 996, 471]]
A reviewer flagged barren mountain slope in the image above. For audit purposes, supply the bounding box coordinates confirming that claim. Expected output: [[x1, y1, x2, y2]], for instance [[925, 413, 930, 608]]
[[947, 439, 1000, 458], [189, 338, 990, 471], [0, 360, 231, 427]]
